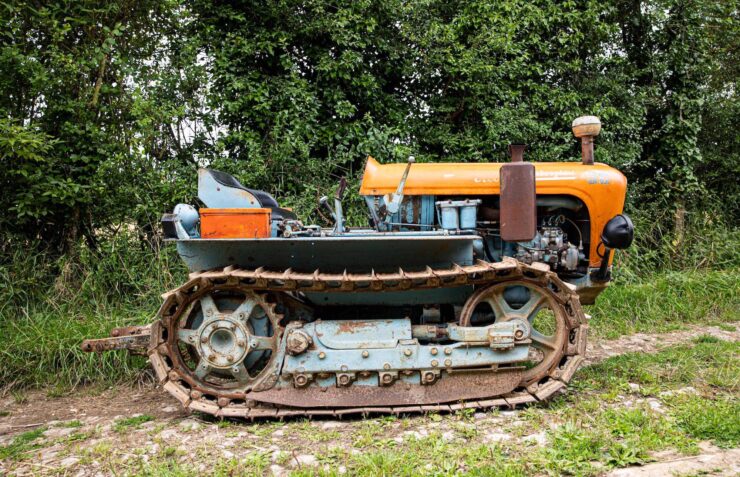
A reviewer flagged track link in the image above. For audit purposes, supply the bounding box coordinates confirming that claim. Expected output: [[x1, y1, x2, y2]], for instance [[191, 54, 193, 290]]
[[148, 258, 588, 418]]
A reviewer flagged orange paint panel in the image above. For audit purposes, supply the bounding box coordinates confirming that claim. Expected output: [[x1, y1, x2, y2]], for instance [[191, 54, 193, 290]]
[[359, 156, 628, 267], [200, 208, 271, 239]]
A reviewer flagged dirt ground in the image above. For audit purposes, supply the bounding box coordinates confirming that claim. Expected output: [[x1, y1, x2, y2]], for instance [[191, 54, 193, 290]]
[[1, 323, 738, 476]]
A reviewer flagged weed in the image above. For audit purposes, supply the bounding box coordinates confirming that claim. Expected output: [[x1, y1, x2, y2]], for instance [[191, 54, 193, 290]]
[[671, 395, 740, 448], [0, 427, 46, 460], [11, 390, 27, 404], [589, 270, 740, 339], [62, 419, 83, 428], [578, 339, 739, 395], [114, 414, 154, 432]]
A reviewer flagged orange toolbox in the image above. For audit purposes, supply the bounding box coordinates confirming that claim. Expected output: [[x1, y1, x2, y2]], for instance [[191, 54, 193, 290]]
[[200, 208, 271, 239]]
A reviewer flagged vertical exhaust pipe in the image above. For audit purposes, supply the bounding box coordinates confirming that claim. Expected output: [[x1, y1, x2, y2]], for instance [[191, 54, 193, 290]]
[[509, 144, 525, 163], [571, 116, 601, 165], [500, 144, 536, 242]]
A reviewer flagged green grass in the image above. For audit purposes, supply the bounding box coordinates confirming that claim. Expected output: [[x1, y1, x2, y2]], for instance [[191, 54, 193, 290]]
[[0, 235, 184, 392], [589, 269, 740, 339], [0, 427, 46, 460], [577, 337, 739, 394], [113, 414, 155, 432], [671, 396, 740, 448]]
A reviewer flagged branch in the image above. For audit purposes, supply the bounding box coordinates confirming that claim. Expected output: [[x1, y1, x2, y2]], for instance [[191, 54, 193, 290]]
[[90, 53, 109, 107]]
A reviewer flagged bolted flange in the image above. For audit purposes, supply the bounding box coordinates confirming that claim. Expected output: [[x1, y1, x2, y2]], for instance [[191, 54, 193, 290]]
[[196, 318, 251, 369]]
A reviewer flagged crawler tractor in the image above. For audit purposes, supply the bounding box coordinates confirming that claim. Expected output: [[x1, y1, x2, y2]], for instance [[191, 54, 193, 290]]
[[83, 116, 633, 418]]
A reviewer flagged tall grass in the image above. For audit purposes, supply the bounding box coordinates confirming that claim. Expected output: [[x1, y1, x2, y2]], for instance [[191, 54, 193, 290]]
[[0, 232, 186, 392], [0, 205, 737, 393], [614, 205, 740, 279]]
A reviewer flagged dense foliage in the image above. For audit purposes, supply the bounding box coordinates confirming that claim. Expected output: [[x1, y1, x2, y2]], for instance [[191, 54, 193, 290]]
[[1, 0, 737, 255]]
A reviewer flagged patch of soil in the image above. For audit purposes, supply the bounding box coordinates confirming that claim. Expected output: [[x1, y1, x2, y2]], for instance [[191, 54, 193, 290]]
[[585, 322, 740, 365], [0, 387, 185, 435]]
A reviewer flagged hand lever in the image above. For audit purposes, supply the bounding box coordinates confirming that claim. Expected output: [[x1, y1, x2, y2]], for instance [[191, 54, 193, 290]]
[[382, 156, 414, 223], [319, 196, 336, 220], [335, 177, 347, 200]]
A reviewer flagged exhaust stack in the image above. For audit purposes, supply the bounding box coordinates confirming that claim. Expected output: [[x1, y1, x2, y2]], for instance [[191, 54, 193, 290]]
[[572, 116, 601, 165], [499, 144, 536, 242]]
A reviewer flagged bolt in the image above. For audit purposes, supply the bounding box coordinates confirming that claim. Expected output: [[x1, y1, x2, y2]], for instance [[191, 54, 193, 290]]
[[227, 355, 234, 362], [404, 349, 412, 357], [362, 350, 369, 358], [168, 370, 179, 382], [286, 330, 312, 355], [338, 375, 350, 385], [424, 372, 435, 382], [431, 360, 439, 367], [237, 340, 246, 348], [430, 348, 438, 355], [295, 375, 307, 386], [382, 374, 392, 384], [383, 363, 391, 370], [444, 359, 452, 367], [340, 365, 348, 372], [444, 348, 452, 355], [208, 354, 216, 361], [515, 329, 524, 339], [201, 336, 208, 344], [318, 352, 326, 360], [217, 397, 231, 407]]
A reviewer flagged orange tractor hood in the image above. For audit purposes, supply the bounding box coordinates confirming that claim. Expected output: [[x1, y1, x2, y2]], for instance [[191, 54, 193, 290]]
[[360, 156, 628, 267]]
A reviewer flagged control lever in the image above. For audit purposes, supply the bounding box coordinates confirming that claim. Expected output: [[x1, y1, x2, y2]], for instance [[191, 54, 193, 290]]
[[335, 177, 347, 200], [333, 177, 346, 233], [319, 177, 348, 234], [319, 196, 336, 222], [381, 156, 414, 224]]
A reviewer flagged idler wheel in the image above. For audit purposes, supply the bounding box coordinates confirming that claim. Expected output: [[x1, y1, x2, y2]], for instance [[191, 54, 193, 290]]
[[459, 279, 568, 387]]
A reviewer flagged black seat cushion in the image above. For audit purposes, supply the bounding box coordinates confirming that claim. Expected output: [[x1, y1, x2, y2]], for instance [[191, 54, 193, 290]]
[[208, 169, 280, 208]]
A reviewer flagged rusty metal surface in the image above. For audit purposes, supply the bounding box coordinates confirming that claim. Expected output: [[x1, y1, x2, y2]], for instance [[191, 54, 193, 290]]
[[250, 369, 522, 408], [170, 256, 520, 298], [81, 325, 150, 355], [459, 279, 567, 387], [580, 136, 595, 165], [141, 259, 588, 418], [500, 146, 536, 242]]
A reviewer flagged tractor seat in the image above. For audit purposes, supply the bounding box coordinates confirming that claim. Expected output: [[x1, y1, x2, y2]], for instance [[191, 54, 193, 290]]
[[208, 169, 280, 208], [201, 169, 297, 220]]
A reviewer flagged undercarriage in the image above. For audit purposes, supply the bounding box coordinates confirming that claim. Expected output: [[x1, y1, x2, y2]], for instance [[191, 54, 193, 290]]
[[84, 258, 587, 418]]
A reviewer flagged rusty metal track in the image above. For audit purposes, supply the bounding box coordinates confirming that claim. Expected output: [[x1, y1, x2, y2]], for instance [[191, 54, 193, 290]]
[[82, 326, 151, 355], [145, 258, 587, 418]]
